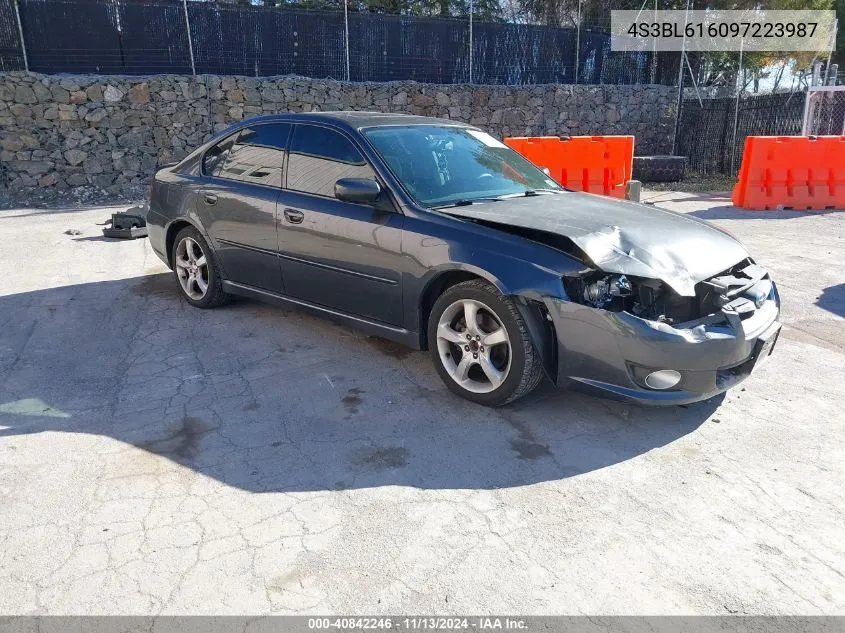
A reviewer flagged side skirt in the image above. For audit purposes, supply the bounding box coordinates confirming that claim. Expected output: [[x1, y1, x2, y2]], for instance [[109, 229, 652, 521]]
[[221, 280, 421, 350]]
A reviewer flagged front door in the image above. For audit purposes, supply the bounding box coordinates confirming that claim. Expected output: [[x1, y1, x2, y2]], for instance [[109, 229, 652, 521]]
[[198, 122, 291, 293], [276, 123, 404, 326]]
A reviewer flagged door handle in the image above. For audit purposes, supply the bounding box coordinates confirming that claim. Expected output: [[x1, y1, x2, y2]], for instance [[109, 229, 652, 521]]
[[203, 193, 218, 205], [283, 208, 304, 224]]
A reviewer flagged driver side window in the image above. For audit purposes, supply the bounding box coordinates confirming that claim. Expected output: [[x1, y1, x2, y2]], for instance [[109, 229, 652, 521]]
[[286, 124, 375, 198]]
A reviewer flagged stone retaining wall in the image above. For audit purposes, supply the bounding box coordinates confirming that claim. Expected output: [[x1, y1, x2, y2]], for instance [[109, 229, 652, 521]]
[[0, 72, 677, 193]]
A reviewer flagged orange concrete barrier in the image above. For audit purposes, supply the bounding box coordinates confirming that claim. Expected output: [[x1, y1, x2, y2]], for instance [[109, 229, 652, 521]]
[[732, 136, 845, 211], [504, 136, 635, 199]]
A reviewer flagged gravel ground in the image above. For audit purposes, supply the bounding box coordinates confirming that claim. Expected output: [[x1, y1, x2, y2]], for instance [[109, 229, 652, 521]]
[[0, 174, 736, 211], [0, 184, 150, 212], [642, 174, 738, 195], [0, 191, 843, 615]]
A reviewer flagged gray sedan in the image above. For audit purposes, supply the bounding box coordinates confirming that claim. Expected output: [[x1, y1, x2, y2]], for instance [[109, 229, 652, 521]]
[[146, 112, 781, 406]]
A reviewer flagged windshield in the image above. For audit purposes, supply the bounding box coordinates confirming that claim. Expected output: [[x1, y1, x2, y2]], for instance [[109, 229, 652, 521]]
[[363, 125, 563, 208]]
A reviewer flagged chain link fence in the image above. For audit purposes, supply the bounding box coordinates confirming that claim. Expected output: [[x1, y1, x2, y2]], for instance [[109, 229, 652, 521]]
[[0, 0, 685, 85], [0, 0, 841, 179], [677, 91, 808, 176], [674, 48, 842, 176], [802, 86, 845, 135]]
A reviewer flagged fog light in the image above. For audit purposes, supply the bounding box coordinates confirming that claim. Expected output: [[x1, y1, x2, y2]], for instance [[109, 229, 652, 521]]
[[644, 370, 682, 390]]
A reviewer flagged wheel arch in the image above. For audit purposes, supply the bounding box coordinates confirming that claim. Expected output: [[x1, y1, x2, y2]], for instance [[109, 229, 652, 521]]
[[418, 268, 490, 350], [417, 267, 559, 383], [165, 218, 203, 268], [511, 296, 559, 385]]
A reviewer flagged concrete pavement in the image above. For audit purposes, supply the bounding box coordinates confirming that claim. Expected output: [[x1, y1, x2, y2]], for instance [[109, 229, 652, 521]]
[[0, 193, 843, 614]]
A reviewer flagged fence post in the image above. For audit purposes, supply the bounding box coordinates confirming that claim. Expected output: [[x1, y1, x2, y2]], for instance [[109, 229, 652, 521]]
[[729, 38, 744, 175], [343, 0, 350, 82], [574, 0, 581, 84], [468, 0, 473, 84], [649, 0, 656, 84], [13, 0, 28, 72], [822, 18, 837, 85], [182, 0, 196, 76], [801, 86, 818, 135], [671, 0, 690, 155]]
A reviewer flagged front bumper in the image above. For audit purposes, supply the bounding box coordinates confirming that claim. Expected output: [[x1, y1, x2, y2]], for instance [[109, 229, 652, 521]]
[[544, 282, 781, 405]]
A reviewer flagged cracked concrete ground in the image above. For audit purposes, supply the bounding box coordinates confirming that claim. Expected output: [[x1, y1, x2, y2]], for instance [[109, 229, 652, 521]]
[[0, 193, 843, 615]]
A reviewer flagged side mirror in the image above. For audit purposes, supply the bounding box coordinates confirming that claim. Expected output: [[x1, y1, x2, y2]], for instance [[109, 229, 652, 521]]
[[334, 178, 381, 205]]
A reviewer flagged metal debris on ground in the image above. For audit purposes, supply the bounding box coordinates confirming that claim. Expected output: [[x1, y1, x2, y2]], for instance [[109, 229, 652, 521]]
[[102, 205, 148, 239]]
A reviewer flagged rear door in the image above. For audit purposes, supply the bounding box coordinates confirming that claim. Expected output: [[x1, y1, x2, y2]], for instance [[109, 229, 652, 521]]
[[276, 123, 404, 326], [198, 122, 290, 293]]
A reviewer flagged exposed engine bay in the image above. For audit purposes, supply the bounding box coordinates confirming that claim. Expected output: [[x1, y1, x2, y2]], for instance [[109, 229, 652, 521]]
[[563, 259, 774, 325]]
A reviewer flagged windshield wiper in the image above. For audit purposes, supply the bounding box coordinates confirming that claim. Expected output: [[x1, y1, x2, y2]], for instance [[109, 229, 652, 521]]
[[431, 197, 501, 209], [432, 189, 561, 209], [496, 189, 561, 199]]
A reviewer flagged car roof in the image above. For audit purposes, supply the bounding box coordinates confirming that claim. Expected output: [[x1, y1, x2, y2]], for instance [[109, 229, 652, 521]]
[[237, 111, 476, 132]]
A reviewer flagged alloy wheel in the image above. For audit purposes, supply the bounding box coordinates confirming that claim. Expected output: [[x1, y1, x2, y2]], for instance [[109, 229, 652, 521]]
[[174, 236, 209, 301], [435, 298, 512, 394]]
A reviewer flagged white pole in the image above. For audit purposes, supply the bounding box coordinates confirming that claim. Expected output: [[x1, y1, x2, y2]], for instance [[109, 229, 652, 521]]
[[344, 0, 350, 82], [574, 0, 581, 84], [468, 0, 473, 84], [822, 18, 837, 85], [685, 52, 702, 107], [801, 87, 814, 135], [730, 37, 744, 174], [671, 0, 690, 155], [812, 60, 821, 86], [13, 0, 28, 72], [182, 0, 196, 76], [650, 0, 657, 84]]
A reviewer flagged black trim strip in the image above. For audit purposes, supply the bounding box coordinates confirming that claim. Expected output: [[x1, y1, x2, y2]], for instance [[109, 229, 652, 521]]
[[216, 238, 398, 286], [222, 280, 409, 334], [216, 238, 278, 258], [277, 252, 398, 285]]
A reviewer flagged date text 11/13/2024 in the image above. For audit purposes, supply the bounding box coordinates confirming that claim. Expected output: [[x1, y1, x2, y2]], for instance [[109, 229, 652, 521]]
[[307, 618, 528, 630]]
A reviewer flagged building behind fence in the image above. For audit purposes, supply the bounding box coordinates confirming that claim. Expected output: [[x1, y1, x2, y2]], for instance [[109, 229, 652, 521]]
[[0, 0, 682, 85]]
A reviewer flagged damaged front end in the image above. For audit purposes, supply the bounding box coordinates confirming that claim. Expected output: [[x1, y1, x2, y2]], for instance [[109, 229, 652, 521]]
[[439, 194, 782, 403], [549, 259, 781, 404], [562, 259, 774, 328]]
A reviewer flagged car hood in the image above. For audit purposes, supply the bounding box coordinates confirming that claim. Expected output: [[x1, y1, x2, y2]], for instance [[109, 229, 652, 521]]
[[441, 192, 749, 297]]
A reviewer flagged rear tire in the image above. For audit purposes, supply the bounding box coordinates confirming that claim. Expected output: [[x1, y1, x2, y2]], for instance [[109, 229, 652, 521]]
[[171, 226, 230, 309], [427, 279, 544, 406]]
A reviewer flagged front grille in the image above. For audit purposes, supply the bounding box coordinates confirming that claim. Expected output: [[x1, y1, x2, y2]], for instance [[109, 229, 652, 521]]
[[698, 260, 774, 322]]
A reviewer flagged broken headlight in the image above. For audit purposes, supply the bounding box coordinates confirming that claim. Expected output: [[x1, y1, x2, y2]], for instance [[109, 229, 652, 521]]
[[563, 271, 634, 311], [563, 272, 690, 324], [563, 260, 772, 325]]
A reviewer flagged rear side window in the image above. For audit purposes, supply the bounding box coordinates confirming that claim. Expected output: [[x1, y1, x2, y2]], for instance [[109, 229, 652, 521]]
[[217, 123, 290, 188], [286, 124, 375, 198], [202, 134, 236, 177]]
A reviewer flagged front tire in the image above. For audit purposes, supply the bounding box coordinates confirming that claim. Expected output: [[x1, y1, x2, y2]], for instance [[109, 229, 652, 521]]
[[171, 226, 230, 309], [427, 279, 544, 406]]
